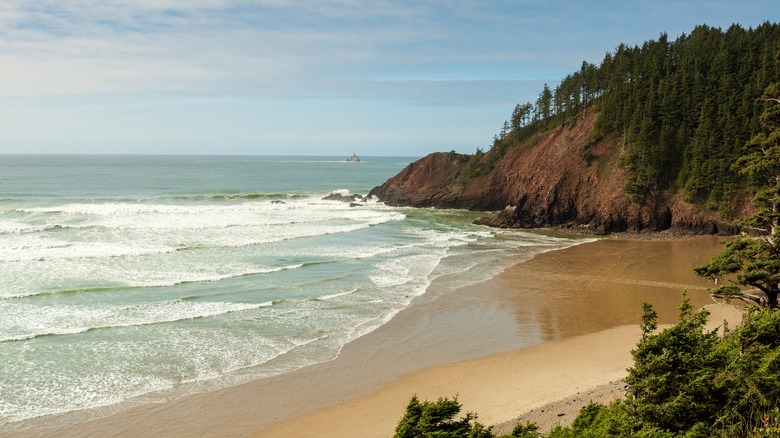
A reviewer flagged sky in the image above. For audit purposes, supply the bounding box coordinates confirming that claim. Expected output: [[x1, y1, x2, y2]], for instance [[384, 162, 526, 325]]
[[0, 1, 776, 156]]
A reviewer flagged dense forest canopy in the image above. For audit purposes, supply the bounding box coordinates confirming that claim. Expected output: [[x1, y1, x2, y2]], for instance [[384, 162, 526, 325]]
[[472, 22, 780, 217]]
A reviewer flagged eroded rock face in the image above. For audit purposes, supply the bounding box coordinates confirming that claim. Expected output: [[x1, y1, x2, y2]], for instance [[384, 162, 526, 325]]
[[369, 111, 740, 235], [368, 152, 471, 209]]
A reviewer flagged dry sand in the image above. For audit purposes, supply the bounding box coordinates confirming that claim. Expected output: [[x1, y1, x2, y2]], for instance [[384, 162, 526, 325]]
[[3, 235, 738, 438], [256, 325, 642, 437], [256, 303, 741, 438]]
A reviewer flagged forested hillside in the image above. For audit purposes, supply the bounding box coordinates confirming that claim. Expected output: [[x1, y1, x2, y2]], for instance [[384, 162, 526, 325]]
[[466, 22, 780, 218], [385, 23, 780, 437], [371, 22, 780, 233]]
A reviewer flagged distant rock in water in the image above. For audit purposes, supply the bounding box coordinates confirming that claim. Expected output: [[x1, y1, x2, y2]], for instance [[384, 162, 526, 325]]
[[323, 192, 365, 203]]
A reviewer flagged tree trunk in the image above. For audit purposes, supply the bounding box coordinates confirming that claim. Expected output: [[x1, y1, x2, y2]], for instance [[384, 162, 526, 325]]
[[769, 289, 778, 309], [773, 175, 780, 241]]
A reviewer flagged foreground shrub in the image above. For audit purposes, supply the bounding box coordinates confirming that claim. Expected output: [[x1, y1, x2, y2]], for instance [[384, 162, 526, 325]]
[[394, 395, 494, 438], [626, 294, 726, 432], [559, 295, 780, 437], [394, 294, 780, 437]]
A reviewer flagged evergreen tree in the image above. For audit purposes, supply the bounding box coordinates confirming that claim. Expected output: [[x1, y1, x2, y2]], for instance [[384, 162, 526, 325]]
[[625, 295, 724, 431], [477, 23, 780, 212], [394, 396, 493, 438], [695, 80, 780, 308]]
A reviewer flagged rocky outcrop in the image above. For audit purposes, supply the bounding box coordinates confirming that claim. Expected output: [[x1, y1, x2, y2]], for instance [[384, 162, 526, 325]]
[[323, 193, 365, 203], [369, 111, 740, 235]]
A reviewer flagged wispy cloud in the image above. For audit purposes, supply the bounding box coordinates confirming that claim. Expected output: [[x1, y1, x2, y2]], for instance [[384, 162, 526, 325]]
[[0, 0, 775, 99], [0, 0, 776, 155], [0, 0, 583, 100], [0, 1, 445, 96]]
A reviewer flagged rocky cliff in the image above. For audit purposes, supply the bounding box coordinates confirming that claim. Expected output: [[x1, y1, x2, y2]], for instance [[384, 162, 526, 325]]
[[369, 111, 739, 235]]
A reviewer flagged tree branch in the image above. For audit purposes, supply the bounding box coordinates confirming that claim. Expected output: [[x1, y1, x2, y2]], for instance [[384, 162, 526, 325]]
[[761, 96, 780, 105], [710, 292, 763, 308]]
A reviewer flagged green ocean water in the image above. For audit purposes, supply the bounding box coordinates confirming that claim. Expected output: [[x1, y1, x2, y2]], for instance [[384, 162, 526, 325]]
[[0, 154, 585, 430]]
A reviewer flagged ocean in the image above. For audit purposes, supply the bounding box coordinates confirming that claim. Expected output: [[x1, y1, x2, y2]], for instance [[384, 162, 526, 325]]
[[0, 154, 584, 431]]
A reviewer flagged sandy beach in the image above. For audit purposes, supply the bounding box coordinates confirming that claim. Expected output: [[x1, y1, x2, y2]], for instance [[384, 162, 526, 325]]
[[3, 235, 738, 438]]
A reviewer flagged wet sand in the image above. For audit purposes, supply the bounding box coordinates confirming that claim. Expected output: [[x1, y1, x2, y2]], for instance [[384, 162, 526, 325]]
[[3, 235, 732, 438]]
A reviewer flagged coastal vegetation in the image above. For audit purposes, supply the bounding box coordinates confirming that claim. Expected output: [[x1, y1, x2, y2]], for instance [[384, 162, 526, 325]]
[[392, 22, 780, 438], [394, 396, 494, 438], [394, 297, 780, 437], [694, 79, 780, 308], [369, 23, 780, 234], [463, 22, 780, 218]]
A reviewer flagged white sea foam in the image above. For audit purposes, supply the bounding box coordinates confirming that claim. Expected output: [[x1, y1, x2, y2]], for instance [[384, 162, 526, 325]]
[[0, 300, 273, 342], [14, 200, 401, 230], [0, 170, 592, 432], [318, 289, 359, 301], [0, 223, 60, 235], [0, 201, 404, 265], [0, 372, 174, 423], [0, 230, 587, 430], [0, 261, 303, 299], [0, 330, 324, 424], [1, 155, 438, 429], [328, 189, 351, 197], [402, 226, 482, 248]]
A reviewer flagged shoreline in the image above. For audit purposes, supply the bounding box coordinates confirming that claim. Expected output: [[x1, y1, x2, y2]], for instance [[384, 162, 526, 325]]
[[256, 325, 644, 437], [2, 235, 730, 438]]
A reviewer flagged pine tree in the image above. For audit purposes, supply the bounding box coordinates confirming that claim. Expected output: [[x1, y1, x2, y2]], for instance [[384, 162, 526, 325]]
[[695, 80, 780, 308]]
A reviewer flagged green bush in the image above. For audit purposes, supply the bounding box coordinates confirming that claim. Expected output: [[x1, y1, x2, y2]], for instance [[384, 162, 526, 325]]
[[549, 296, 780, 437], [625, 294, 725, 432], [395, 295, 780, 437], [394, 395, 494, 438]]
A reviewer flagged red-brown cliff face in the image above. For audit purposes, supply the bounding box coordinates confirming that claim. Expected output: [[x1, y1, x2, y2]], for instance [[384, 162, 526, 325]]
[[369, 111, 738, 235]]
